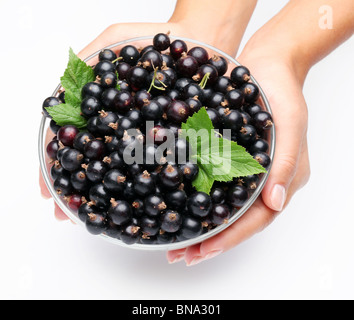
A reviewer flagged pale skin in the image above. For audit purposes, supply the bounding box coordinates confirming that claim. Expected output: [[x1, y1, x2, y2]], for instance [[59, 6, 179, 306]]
[[39, 0, 354, 266]]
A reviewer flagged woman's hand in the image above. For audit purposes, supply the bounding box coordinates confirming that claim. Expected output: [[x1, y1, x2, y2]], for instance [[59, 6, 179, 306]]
[[167, 44, 311, 265]]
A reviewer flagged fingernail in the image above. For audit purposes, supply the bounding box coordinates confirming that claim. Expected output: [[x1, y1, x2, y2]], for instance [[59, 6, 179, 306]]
[[187, 250, 223, 267], [270, 184, 286, 211], [169, 254, 185, 264]]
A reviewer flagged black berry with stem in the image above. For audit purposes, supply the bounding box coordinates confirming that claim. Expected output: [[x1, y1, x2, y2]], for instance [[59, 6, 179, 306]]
[[134, 170, 156, 197], [89, 183, 111, 209], [222, 89, 244, 109], [73, 132, 94, 152], [104, 135, 119, 153], [170, 39, 188, 60], [141, 100, 163, 122], [223, 109, 243, 132], [166, 100, 190, 124], [100, 72, 117, 89], [147, 69, 171, 95], [105, 218, 121, 239], [64, 193, 83, 212], [126, 66, 149, 91], [230, 66, 251, 86], [161, 211, 183, 233], [126, 109, 143, 127], [81, 96, 101, 118], [240, 111, 252, 125], [165, 189, 187, 211], [56, 146, 70, 162], [82, 82, 104, 100], [180, 216, 203, 239], [153, 33, 171, 51], [154, 95, 172, 113], [157, 231, 176, 244], [183, 82, 204, 100], [208, 55, 228, 77], [228, 185, 249, 208], [253, 151, 271, 169], [241, 83, 260, 103], [166, 89, 181, 101], [103, 169, 127, 193], [123, 180, 135, 201], [162, 53, 175, 68], [210, 204, 231, 225], [140, 49, 163, 72], [180, 162, 199, 181], [134, 90, 152, 109], [78, 202, 96, 222], [96, 110, 118, 135], [86, 116, 100, 136], [187, 192, 212, 218], [58, 125, 80, 147], [94, 60, 116, 77], [108, 199, 132, 226], [84, 160, 107, 183], [176, 53, 199, 78], [237, 124, 257, 146], [112, 90, 133, 113], [140, 216, 160, 237], [185, 97, 202, 114], [161, 65, 177, 87], [208, 92, 224, 108], [120, 223, 141, 245], [50, 161, 65, 181], [213, 76, 233, 94], [144, 194, 167, 217], [54, 175, 72, 197], [61, 148, 84, 172], [243, 174, 260, 191], [85, 211, 108, 235], [119, 45, 140, 66], [193, 64, 218, 85], [84, 139, 106, 160], [99, 49, 117, 62], [71, 169, 89, 192], [253, 111, 274, 131], [112, 116, 136, 139], [132, 199, 145, 218], [103, 151, 126, 170], [159, 164, 182, 190], [42, 96, 60, 117]]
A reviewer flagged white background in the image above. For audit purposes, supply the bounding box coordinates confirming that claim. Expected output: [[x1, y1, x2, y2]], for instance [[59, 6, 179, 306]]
[[0, 0, 353, 300]]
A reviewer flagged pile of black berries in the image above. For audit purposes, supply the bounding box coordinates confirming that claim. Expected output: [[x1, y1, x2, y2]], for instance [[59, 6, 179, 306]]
[[43, 33, 273, 246]]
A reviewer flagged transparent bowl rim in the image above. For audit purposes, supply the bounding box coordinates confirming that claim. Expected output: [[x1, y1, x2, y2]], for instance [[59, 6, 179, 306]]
[[38, 35, 276, 251]]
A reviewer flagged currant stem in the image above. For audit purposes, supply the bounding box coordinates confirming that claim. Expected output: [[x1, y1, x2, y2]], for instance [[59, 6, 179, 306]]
[[199, 72, 211, 90]]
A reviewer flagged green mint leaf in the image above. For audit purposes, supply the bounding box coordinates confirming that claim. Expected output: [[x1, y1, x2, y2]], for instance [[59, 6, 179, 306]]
[[46, 104, 87, 128], [181, 107, 267, 194], [60, 48, 95, 108]]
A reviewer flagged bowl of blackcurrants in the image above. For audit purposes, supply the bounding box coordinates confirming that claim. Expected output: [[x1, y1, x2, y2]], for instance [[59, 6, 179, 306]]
[[39, 33, 275, 251]]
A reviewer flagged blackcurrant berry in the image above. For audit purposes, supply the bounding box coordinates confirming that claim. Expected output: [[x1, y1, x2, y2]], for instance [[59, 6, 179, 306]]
[[99, 49, 117, 62], [94, 60, 116, 77], [126, 66, 149, 91], [180, 216, 203, 239], [165, 189, 187, 211], [82, 82, 104, 100], [140, 49, 163, 72], [213, 76, 233, 94], [120, 224, 141, 245], [108, 199, 132, 226], [61, 148, 84, 172], [223, 109, 243, 132], [144, 194, 167, 217], [223, 89, 244, 109], [166, 100, 190, 124], [57, 125, 80, 147], [176, 53, 199, 78], [96, 110, 119, 135], [230, 66, 251, 86], [73, 132, 94, 152], [81, 96, 101, 118], [161, 211, 183, 233], [83, 160, 107, 183], [54, 174, 72, 197], [141, 100, 163, 121], [119, 45, 140, 66], [85, 211, 108, 235], [103, 169, 127, 193], [46, 140, 59, 159], [170, 39, 188, 60], [249, 138, 269, 154], [253, 151, 271, 169], [116, 62, 131, 80], [71, 169, 90, 192], [89, 183, 111, 208], [228, 185, 249, 208], [100, 72, 118, 89], [193, 64, 219, 85], [210, 188, 226, 204], [241, 83, 260, 103], [237, 125, 257, 146], [179, 162, 199, 181], [153, 33, 171, 51], [134, 170, 156, 197], [187, 192, 212, 218], [84, 139, 106, 160], [159, 164, 182, 190], [42, 96, 60, 117], [253, 111, 274, 131], [208, 55, 228, 77], [210, 204, 231, 225], [140, 216, 160, 237], [188, 46, 209, 65]]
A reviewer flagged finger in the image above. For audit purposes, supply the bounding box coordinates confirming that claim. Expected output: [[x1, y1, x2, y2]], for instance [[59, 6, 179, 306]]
[[54, 203, 69, 221], [166, 248, 187, 264], [261, 85, 308, 212]]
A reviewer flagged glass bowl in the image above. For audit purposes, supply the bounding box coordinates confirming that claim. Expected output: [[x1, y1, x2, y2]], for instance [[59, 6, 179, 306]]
[[38, 35, 276, 251]]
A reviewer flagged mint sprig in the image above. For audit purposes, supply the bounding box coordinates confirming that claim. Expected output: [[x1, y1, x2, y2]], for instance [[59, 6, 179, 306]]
[[45, 48, 96, 128], [181, 107, 267, 194]]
